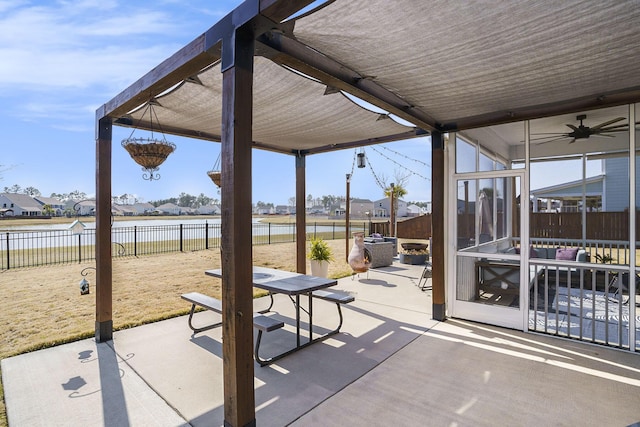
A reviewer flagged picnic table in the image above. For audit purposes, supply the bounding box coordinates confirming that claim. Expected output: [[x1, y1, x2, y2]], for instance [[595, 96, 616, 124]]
[[204, 266, 354, 365]]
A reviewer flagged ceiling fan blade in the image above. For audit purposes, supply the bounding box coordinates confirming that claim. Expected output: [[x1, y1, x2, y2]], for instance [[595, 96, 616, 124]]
[[590, 133, 615, 138], [596, 127, 631, 133], [566, 124, 579, 131], [535, 136, 572, 145], [590, 117, 625, 130], [529, 134, 569, 142]]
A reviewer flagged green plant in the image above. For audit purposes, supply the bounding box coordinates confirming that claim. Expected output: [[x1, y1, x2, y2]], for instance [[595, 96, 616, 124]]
[[595, 253, 614, 264], [308, 237, 333, 262]]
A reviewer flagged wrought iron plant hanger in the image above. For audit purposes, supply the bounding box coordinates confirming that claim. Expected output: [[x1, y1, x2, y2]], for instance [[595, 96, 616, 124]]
[[121, 99, 176, 181]]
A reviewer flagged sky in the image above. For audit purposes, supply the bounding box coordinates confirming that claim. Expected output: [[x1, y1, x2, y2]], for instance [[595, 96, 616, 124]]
[[0, 0, 433, 206]]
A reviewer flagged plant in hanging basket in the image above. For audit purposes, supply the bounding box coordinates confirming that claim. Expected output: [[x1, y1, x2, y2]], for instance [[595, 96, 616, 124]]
[[122, 137, 176, 180], [207, 170, 221, 187], [207, 152, 222, 188]]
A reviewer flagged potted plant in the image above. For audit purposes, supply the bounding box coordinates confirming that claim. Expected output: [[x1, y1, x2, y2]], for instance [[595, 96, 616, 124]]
[[308, 237, 333, 277], [399, 243, 429, 265]]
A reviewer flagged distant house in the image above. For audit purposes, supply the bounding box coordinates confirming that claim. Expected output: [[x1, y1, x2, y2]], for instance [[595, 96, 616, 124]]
[[67, 200, 96, 216], [112, 204, 137, 216], [132, 202, 156, 215], [529, 156, 640, 213], [349, 198, 374, 219], [374, 197, 407, 217], [275, 205, 291, 215], [406, 204, 422, 217], [34, 196, 65, 216], [155, 203, 182, 215], [254, 205, 274, 215], [601, 156, 640, 212], [330, 199, 374, 219], [307, 204, 326, 215], [198, 204, 221, 215], [181, 207, 198, 215], [0, 193, 43, 216]]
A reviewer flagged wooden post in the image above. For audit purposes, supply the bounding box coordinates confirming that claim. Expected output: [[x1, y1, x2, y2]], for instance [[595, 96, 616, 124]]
[[345, 173, 351, 262], [296, 154, 306, 273], [431, 131, 446, 321], [390, 183, 395, 237], [95, 116, 113, 341], [220, 22, 256, 427]]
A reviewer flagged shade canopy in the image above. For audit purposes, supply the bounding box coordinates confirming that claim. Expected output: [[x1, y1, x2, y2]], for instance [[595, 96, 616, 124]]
[[101, 0, 640, 154]]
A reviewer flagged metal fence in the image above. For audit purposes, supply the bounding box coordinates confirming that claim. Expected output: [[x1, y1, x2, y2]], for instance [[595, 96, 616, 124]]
[[0, 221, 369, 270]]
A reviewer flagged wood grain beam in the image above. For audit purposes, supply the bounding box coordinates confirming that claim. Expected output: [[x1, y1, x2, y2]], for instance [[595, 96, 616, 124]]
[[296, 154, 307, 273], [99, 0, 264, 120], [260, 0, 316, 22], [431, 131, 445, 321], [95, 117, 113, 341], [220, 22, 256, 427], [99, 34, 221, 120], [442, 86, 640, 132], [301, 130, 425, 155]]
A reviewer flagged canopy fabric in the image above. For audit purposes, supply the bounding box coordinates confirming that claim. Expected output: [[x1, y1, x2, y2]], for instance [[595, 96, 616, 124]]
[[293, 0, 640, 127], [107, 0, 640, 155], [125, 57, 417, 154]]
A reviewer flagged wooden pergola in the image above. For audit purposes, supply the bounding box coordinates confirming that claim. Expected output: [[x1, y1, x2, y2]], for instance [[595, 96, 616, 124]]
[[95, 1, 640, 425]]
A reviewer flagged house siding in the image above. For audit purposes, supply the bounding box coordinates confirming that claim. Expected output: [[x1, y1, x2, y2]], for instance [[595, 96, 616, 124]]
[[603, 157, 635, 212]]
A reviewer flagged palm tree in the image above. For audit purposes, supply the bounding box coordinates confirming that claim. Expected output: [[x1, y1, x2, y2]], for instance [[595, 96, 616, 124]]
[[383, 182, 407, 201], [382, 173, 409, 236]]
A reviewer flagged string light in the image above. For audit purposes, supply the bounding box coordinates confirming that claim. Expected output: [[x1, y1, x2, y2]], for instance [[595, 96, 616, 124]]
[[350, 149, 357, 176], [369, 146, 431, 181], [365, 155, 386, 190], [378, 145, 430, 168]]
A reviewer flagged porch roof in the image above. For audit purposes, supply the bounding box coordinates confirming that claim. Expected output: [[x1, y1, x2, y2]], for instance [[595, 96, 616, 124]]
[[531, 175, 604, 199], [100, 0, 640, 155]]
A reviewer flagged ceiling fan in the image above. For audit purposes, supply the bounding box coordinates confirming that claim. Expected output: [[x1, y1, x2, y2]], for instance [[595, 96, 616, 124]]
[[532, 114, 630, 145]]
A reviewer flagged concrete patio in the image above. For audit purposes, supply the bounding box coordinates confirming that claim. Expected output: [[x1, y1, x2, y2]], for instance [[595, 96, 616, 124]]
[[3, 261, 640, 426]]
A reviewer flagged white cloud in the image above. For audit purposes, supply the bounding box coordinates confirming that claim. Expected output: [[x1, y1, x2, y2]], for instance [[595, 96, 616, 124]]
[[0, 2, 191, 92]]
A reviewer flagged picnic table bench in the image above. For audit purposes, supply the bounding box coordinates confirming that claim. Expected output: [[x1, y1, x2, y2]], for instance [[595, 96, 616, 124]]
[[181, 292, 285, 365]]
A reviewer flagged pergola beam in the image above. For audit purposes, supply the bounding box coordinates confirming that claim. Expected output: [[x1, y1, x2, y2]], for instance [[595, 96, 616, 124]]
[[100, 33, 221, 119], [100, 0, 312, 121], [442, 86, 640, 132], [112, 121, 422, 156], [259, 0, 317, 22]]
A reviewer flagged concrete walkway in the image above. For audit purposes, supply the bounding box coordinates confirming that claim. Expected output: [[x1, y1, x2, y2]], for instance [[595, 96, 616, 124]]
[[3, 262, 640, 426]]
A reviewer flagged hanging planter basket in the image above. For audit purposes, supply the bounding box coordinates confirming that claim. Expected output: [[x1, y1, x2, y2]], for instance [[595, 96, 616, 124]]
[[207, 170, 221, 187], [122, 137, 176, 180], [122, 100, 176, 181], [207, 153, 222, 188]]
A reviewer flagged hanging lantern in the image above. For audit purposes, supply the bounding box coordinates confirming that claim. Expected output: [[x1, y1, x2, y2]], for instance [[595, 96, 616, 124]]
[[122, 100, 176, 181], [357, 150, 366, 168], [207, 153, 222, 188]]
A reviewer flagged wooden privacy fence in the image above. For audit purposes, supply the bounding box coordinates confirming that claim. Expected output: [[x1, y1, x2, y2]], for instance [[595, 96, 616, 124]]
[[396, 214, 432, 239], [400, 212, 635, 241], [527, 211, 634, 240], [458, 211, 633, 240]]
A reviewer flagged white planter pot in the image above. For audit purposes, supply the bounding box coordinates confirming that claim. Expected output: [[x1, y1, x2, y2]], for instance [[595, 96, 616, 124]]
[[309, 259, 329, 278]]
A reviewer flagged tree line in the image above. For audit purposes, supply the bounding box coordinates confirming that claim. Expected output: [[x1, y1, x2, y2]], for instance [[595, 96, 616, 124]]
[[2, 170, 429, 211]]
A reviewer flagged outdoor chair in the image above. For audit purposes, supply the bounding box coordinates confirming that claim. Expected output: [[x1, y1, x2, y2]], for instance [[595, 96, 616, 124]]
[[608, 273, 640, 304]]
